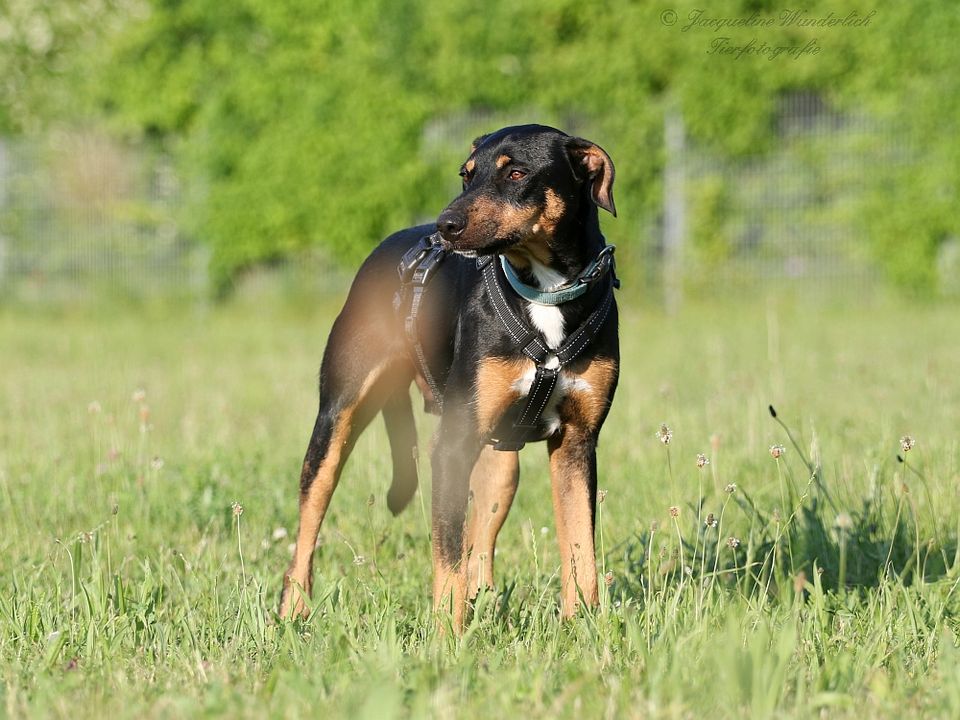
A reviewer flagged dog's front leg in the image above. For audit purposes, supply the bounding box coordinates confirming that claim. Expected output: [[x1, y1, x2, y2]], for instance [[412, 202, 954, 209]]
[[548, 426, 600, 617], [431, 406, 483, 633]]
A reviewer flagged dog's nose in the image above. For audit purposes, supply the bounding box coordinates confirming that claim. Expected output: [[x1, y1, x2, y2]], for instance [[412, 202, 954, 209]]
[[437, 210, 466, 240]]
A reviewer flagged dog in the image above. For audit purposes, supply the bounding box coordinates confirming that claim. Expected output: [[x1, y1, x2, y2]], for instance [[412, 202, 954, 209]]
[[279, 124, 620, 631]]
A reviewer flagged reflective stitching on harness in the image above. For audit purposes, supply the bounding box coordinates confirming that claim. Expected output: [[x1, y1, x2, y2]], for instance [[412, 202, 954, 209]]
[[517, 370, 558, 427]]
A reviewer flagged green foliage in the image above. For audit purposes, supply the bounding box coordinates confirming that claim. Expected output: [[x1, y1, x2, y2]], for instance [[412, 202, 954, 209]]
[[4, 0, 959, 291]]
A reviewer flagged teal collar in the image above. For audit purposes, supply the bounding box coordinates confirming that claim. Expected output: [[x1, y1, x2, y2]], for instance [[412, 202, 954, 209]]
[[498, 245, 617, 306]]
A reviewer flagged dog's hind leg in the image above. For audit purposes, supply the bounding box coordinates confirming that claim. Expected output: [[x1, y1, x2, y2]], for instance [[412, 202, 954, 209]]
[[465, 447, 519, 598], [383, 386, 419, 515], [280, 325, 408, 619]]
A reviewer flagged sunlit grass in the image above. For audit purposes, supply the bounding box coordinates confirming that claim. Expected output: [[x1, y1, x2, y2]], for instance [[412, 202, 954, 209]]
[[1, 293, 959, 718]]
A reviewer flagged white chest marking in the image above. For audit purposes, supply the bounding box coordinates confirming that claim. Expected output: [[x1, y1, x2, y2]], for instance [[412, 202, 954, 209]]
[[524, 259, 568, 350]]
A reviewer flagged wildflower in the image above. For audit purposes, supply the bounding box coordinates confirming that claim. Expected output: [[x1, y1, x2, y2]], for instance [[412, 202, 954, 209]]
[[353, 555, 366, 565], [272, 527, 288, 542], [87, 401, 102, 414], [726, 536, 741, 549], [604, 571, 614, 587], [724, 483, 737, 494], [769, 444, 786, 459], [835, 512, 853, 531], [597, 489, 608, 504], [656, 423, 673, 445], [231, 501, 244, 517], [696, 453, 709, 468], [132, 389, 146, 403], [669, 506, 680, 518], [150, 456, 164, 471], [704, 513, 717, 528], [900, 435, 915, 453]]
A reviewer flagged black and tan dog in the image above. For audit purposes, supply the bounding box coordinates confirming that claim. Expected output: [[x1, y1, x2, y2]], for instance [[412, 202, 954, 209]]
[[279, 124, 620, 631]]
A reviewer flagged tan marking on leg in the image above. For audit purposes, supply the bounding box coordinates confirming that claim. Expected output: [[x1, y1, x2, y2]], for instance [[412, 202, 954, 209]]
[[549, 428, 599, 617], [560, 357, 619, 430], [496, 154, 512, 169], [432, 555, 468, 633], [280, 363, 390, 619], [474, 357, 531, 435], [465, 447, 519, 597]]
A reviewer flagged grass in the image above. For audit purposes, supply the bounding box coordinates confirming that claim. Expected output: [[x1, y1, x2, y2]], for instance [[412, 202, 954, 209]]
[[2, 290, 960, 718]]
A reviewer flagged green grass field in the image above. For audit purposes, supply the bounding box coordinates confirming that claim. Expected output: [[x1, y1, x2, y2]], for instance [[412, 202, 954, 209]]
[[2, 292, 960, 718]]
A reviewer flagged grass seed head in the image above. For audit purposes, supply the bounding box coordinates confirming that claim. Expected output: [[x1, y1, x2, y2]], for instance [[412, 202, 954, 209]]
[[900, 435, 915, 453], [696, 453, 710, 468], [669, 506, 680, 518], [656, 424, 673, 445], [726, 536, 741, 549]]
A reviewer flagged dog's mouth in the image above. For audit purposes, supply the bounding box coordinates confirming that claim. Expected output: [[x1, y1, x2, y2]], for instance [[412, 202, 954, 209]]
[[440, 232, 522, 258]]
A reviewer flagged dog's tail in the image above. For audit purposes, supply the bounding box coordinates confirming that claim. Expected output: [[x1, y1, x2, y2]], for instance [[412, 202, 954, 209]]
[[383, 386, 419, 515]]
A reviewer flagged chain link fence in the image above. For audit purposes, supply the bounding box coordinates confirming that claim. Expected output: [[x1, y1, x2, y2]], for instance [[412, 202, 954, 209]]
[[0, 100, 910, 303], [0, 131, 203, 301]]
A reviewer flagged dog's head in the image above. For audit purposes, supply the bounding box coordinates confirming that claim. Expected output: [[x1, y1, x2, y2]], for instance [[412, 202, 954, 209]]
[[435, 125, 615, 260]]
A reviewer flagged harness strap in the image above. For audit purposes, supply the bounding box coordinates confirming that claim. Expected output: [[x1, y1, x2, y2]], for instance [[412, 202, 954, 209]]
[[479, 250, 617, 449], [396, 233, 447, 411]]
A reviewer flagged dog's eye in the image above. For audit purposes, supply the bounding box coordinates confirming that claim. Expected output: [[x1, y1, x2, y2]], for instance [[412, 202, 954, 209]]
[[508, 169, 526, 181], [459, 168, 472, 185]]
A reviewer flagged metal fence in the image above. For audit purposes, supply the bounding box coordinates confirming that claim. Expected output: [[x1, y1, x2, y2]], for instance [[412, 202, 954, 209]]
[[0, 131, 201, 300], [0, 99, 906, 302], [656, 92, 903, 306]]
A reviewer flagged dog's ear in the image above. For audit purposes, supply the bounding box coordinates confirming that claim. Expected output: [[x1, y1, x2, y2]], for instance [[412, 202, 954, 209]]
[[566, 138, 616, 217], [470, 134, 490, 155]]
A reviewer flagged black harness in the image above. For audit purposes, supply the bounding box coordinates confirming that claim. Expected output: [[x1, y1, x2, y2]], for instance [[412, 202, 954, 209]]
[[395, 232, 618, 450]]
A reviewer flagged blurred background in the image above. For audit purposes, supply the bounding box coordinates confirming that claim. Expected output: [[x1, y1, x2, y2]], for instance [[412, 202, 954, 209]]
[[1, 0, 957, 307]]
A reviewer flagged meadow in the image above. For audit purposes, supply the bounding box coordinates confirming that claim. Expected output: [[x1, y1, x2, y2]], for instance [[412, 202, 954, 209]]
[[2, 289, 960, 719]]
